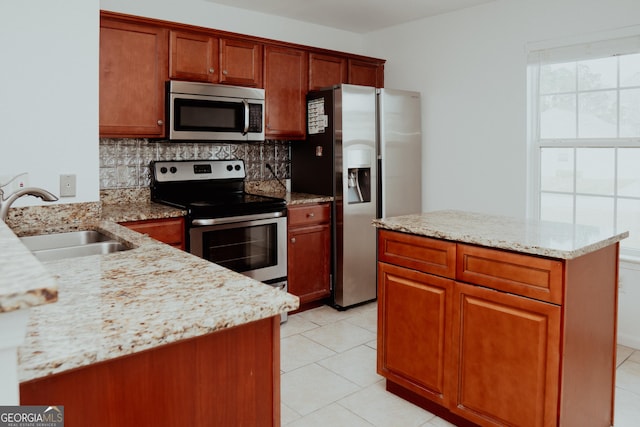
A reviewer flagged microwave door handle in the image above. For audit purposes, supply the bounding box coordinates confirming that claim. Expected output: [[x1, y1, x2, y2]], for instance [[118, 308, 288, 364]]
[[242, 99, 249, 135]]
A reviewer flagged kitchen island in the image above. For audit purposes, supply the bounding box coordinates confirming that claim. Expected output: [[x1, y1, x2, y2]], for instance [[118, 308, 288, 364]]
[[374, 210, 628, 427], [1, 212, 298, 426]]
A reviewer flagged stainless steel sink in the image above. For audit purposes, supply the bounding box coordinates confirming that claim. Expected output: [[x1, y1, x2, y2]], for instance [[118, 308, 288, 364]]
[[20, 230, 129, 261]]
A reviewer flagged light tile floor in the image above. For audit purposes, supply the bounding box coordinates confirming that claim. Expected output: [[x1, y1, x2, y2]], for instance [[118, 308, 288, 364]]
[[281, 302, 640, 426]]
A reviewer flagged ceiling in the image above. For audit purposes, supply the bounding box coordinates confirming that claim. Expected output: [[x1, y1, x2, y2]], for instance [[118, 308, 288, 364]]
[[204, 0, 496, 33]]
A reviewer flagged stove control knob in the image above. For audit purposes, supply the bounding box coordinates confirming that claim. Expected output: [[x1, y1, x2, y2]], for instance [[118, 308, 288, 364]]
[[170, 167, 177, 174], [226, 165, 233, 171], [160, 167, 168, 174], [235, 165, 241, 171]]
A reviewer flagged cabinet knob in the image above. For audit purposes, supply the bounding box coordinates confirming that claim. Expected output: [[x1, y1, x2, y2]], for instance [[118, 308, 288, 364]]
[[307, 212, 315, 218], [209, 67, 215, 73], [290, 237, 296, 244], [157, 120, 164, 126], [222, 70, 228, 75]]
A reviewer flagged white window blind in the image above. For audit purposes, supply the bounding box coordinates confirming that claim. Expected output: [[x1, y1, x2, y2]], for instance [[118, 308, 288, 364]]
[[527, 32, 640, 257]]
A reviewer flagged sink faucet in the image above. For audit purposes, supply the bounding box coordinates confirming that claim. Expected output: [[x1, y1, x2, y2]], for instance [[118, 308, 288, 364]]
[[0, 187, 58, 222]]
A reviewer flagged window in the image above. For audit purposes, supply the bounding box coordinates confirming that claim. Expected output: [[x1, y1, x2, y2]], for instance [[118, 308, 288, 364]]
[[528, 35, 640, 257]]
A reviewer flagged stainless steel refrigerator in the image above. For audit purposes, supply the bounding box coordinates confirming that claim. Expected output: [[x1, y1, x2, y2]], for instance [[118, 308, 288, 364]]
[[291, 84, 422, 309]]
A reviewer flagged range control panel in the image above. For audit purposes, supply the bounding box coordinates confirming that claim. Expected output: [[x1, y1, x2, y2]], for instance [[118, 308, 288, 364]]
[[152, 160, 245, 182]]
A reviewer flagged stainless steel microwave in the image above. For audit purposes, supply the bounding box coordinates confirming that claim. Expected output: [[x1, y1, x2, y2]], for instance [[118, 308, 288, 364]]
[[167, 81, 265, 141]]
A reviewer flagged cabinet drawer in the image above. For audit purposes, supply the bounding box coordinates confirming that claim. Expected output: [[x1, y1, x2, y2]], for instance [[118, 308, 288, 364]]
[[121, 217, 185, 249], [457, 244, 563, 304], [378, 230, 456, 279], [288, 203, 330, 227]]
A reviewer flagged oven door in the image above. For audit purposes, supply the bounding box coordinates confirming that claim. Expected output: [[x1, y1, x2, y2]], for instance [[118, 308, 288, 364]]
[[189, 215, 286, 282]]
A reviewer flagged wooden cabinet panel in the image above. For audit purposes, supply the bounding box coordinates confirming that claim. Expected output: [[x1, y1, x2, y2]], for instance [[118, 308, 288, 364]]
[[21, 317, 280, 427], [288, 202, 330, 227], [264, 45, 308, 139], [457, 244, 564, 304], [348, 58, 384, 88], [121, 217, 185, 250], [169, 30, 219, 83], [287, 203, 331, 305], [378, 262, 454, 404], [378, 229, 456, 279], [100, 18, 167, 137], [450, 282, 560, 427], [377, 230, 618, 427], [309, 53, 347, 91], [220, 38, 263, 87]]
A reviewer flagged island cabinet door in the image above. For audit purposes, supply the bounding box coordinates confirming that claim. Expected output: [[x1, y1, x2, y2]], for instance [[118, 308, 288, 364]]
[[449, 282, 561, 427], [377, 262, 455, 405]]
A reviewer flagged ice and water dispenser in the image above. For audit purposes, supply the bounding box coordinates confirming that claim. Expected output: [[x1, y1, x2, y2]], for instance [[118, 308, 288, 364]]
[[346, 146, 373, 204]]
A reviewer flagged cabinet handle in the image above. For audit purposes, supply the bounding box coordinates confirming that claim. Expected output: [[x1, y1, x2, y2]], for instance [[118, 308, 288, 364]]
[[209, 67, 215, 73], [157, 120, 164, 126], [307, 212, 315, 218], [222, 70, 228, 75], [290, 237, 296, 244]]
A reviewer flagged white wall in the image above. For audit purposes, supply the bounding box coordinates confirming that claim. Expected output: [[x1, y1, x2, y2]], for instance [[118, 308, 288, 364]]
[[0, 0, 100, 206], [365, 0, 640, 218], [365, 0, 640, 348]]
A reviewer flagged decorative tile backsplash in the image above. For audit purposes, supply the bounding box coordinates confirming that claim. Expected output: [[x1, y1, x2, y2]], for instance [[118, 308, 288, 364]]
[[99, 138, 291, 189]]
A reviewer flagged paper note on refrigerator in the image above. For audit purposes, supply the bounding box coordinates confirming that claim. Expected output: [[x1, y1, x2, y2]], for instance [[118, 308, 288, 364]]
[[308, 98, 328, 134]]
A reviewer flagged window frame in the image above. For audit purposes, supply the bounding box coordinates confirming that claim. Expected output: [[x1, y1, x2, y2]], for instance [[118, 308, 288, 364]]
[[527, 37, 640, 259]]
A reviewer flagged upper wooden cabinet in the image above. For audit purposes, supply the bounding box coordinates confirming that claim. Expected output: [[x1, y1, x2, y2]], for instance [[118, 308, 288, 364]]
[[169, 30, 219, 83], [100, 17, 168, 137], [219, 38, 263, 87], [99, 11, 385, 139], [348, 58, 385, 88], [309, 53, 347, 91], [264, 45, 308, 139]]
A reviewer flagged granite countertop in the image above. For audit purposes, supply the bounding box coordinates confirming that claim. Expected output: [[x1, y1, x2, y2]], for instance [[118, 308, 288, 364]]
[[374, 210, 629, 260], [1, 218, 298, 383], [0, 221, 58, 312]]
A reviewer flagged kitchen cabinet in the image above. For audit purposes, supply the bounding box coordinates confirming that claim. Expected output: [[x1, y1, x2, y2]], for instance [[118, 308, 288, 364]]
[[264, 45, 308, 139], [377, 228, 619, 427], [100, 17, 168, 137], [309, 53, 347, 91], [287, 203, 331, 306], [219, 38, 263, 87], [169, 30, 219, 83], [21, 316, 281, 427], [99, 11, 385, 139], [120, 217, 185, 250], [348, 58, 385, 88]]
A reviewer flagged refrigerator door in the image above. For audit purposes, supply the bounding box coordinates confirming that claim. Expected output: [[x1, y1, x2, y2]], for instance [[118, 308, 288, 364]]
[[378, 89, 422, 218], [334, 84, 378, 308]]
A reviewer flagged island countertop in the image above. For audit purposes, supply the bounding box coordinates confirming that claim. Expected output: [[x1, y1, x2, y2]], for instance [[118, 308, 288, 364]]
[[11, 219, 299, 383], [373, 210, 629, 259]]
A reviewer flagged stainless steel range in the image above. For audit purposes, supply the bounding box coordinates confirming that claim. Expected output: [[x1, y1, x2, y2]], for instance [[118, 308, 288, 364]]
[[150, 160, 288, 316]]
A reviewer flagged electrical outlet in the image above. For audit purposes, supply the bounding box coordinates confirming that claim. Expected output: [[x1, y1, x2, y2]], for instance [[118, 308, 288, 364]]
[[60, 174, 76, 197]]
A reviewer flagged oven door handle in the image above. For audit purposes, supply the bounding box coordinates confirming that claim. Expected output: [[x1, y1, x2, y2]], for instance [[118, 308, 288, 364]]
[[191, 211, 285, 226]]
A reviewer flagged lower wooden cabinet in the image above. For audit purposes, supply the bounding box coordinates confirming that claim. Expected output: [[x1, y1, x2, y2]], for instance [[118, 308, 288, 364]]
[[21, 316, 281, 427], [287, 203, 331, 305], [120, 217, 185, 250], [377, 229, 618, 427], [450, 282, 561, 426], [378, 262, 453, 405]]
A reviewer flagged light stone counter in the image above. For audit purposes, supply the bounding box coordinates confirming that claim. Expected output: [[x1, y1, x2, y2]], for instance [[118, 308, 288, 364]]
[[373, 210, 629, 260], [7, 219, 298, 383], [0, 221, 57, 312]]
